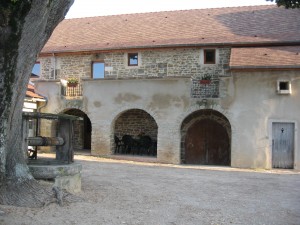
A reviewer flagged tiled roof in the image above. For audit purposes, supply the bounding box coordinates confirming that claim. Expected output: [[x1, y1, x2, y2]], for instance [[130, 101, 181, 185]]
[[42, 5, 300, 54], [230, 46, 300, 69], [26, 84, 44, 99]]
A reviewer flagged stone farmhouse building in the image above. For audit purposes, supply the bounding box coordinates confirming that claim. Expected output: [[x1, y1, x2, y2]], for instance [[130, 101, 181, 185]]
[[34, 5, 300, 169]]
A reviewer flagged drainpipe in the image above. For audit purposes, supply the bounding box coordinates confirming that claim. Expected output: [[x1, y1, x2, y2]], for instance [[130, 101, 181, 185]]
[[52, 53, 56, 80]]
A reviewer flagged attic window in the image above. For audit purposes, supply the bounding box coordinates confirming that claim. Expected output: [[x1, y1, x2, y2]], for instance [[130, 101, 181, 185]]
[[128, 53, 138, 66], [204, 49, 216, 64], [277, 80, 291, 94]]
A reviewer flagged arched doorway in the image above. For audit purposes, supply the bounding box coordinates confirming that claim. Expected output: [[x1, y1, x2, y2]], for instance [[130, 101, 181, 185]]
[[114, 109, 157, 157], [181, 109, 231, 165], [64, 109, 91, 152]]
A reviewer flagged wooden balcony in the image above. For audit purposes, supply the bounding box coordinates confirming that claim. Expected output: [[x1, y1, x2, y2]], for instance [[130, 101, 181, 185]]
[[61, 84, 83, 97]]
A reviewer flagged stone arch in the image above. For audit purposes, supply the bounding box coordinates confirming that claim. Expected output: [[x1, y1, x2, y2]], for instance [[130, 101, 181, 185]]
[[180, 109, 231, 165], [61, 108, 92, 152], [110, 104, 160, 128], [54, 103, 90, 116], [112, 108, 158, 156]]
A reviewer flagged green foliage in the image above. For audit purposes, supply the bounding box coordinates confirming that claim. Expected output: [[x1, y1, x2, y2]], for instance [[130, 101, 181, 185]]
[[267, 0, 300, 8], [67, 77, 79, 84], [201, 74, 212, 80]]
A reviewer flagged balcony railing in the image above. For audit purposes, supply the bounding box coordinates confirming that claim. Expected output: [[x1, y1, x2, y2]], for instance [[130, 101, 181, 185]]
[[61, 83, 82, 97]]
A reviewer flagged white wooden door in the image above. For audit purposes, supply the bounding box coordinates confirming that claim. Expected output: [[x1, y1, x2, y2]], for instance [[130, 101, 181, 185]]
[[272, 122, 294, 169]]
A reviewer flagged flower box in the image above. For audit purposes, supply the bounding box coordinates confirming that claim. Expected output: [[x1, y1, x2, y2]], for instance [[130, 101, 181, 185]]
[[67, 77, 79, 87], [67, 82, 78, 87], [199, 80, 211, 85]]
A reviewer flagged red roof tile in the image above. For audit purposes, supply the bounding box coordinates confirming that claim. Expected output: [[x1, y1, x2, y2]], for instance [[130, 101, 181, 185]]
[[42, 5, 300, 54], [230, 46, 300, 69], [26, 84, 44, 99]]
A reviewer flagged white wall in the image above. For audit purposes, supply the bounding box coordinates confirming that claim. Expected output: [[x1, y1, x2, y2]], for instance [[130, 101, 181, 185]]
[[223, 70, 300, 169], [82, 77, 191, 164], [35, 71, 300, 169]]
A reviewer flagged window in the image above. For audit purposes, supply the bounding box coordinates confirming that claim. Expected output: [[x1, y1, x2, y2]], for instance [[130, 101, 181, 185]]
[[92, 62, 105, 79], [128, 53, 138, 66], [277, 80, 291, 94], [204, 49, 216, 64], [31, 62, 40, 77]]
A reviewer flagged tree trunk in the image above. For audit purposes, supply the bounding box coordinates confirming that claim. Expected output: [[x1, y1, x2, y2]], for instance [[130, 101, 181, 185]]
[[0, 0, 74, 207]]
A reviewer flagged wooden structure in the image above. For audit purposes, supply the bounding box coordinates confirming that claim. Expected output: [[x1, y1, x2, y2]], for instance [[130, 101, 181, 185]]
[[27, 137, 64, 146], [184, 119, 230, 165], [23, 112, 81, 164]]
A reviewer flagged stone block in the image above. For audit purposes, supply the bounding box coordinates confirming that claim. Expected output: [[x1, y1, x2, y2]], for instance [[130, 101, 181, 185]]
[[54, 173, 81, 193], [29, 162, 82, 193]]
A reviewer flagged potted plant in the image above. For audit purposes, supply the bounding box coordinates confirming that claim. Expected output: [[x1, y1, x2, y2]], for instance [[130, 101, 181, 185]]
[[67, 77, 79, 87], [199, 74, 212, 84]]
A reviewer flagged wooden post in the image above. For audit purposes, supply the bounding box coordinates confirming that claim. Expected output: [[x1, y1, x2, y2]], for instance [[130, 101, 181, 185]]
[[27, 137, 64, 146], [56, 119, 74, 163], [23, 112, 79, 164], [22, 118, 29, 163]]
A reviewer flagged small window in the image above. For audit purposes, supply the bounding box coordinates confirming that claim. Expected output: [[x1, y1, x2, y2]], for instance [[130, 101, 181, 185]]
[[128, 53, 138, 66], [277, 80, 291, 94], [31, 62, 40, 77], [204, 49, 216, 64], [92, 62, 105, 79]]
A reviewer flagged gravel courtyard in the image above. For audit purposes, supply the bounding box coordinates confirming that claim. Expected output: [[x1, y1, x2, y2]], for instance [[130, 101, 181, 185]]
[[1, 154, 300, 225]]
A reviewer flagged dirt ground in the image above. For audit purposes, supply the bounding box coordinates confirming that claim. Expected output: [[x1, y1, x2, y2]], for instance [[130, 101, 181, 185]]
[[1, 154, 300, 225]]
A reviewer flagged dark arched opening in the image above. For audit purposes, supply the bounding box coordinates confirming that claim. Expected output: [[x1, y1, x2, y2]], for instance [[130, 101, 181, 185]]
[[181, 109, 231, 166], [64, 109, 91, 153], [114, 109, 157, 157]]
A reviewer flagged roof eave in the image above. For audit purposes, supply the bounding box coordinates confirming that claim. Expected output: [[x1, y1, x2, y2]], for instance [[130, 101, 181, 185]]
[[39, 40, 300, 56], [230, 65, 300, 71]]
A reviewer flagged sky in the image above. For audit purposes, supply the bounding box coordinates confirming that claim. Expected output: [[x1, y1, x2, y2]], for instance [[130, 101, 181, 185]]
[[66, 0, 275, 19]]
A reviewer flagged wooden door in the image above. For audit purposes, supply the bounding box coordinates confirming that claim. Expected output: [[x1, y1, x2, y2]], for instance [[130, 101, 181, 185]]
[[185, 119, 230, 165], [272, 122, 294, 169]]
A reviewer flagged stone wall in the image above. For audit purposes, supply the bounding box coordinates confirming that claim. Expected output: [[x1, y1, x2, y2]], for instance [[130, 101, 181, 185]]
[[73, 120, 84, 149], [114, 109, 158, 140], [40, 55, 92, 80], [102, 48, 230, 79], [191, 80, 219, 98], [39, 48, 231, 98]]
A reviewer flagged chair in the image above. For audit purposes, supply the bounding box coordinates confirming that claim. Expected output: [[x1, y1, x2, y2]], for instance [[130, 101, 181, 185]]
[[122, 135, 135, 154], [137, 135, 152, 155], [114, 135, 124, 154]]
